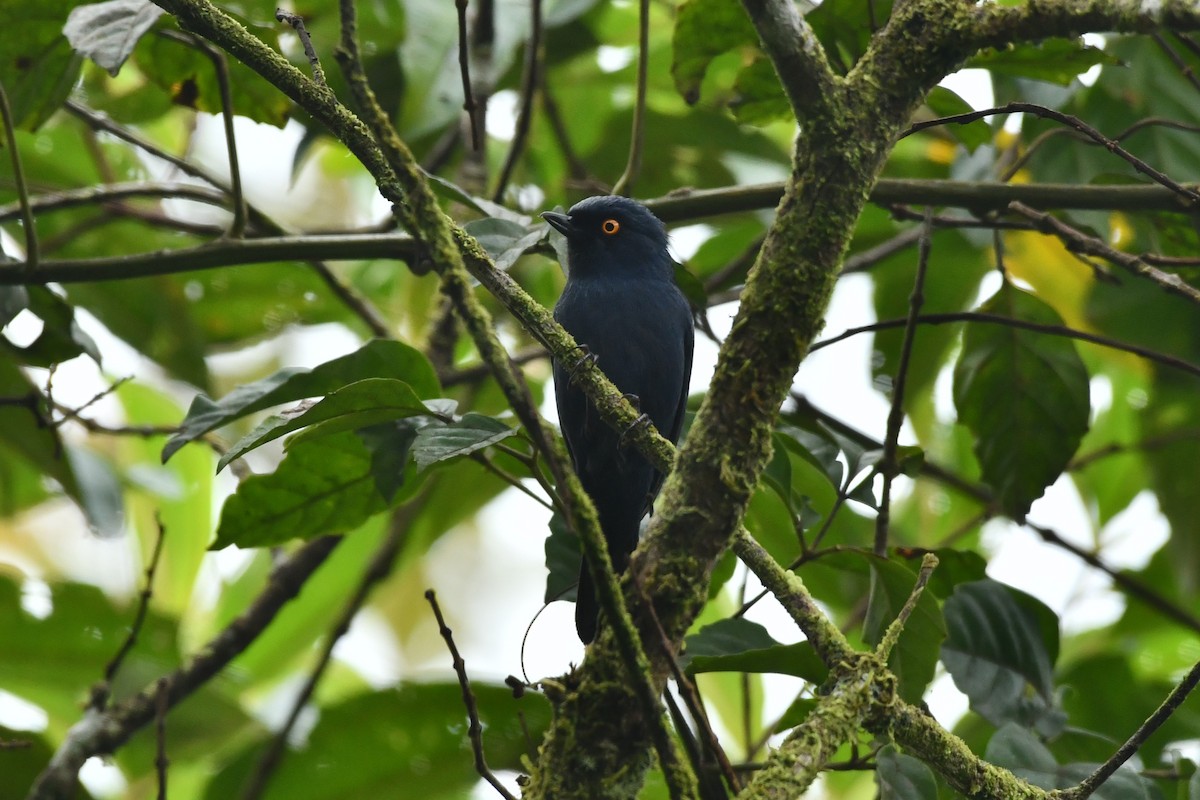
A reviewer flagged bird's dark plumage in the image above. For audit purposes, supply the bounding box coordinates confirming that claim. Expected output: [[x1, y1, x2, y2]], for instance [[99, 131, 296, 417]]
[[543, 196, 694, 643]]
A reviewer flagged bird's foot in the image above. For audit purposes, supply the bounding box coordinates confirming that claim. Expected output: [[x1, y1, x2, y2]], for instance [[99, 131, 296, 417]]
[[621, 393, 641, 411], [618, 413, 652, 449], [566, 345, 598, 384]]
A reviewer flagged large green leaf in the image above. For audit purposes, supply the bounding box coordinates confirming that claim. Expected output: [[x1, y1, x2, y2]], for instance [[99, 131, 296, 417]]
[[212, 429, 416, 549], [203, 684, 551, 800], [164, 339, 439, 461], [217, 378, 433, 471], [683, 618, 827, 683], [953, 283, 1090, 518], [0, 356, 78, 502], [0, 0, 81, 130], [411, 412, 517, 469], [876, 745, 938, 800], [671, 0, 757, 104], [941, 580, 1063, 735], [132, 22, 291, 127], [4, 286, 100, 368]]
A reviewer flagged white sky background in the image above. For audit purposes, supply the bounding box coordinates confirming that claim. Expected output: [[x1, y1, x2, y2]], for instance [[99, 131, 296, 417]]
[[0, 52, 1175, 799]]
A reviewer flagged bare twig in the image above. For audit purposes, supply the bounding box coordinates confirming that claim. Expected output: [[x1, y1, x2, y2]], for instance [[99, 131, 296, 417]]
[[1009, 201, 1200, 304], [426, 590, 518, 800], [92, 517, 168, 710], [276, 9, 327, 87], [874, 209, 932, 555], [164, 30, 249, 237], [612, 0, 650, 196], [1066, 657, 1200, 800], [455, 0, 482, 151], [0, 79, 39, 271], [809, 311, 1200, 382], [492, 0, 542, 202], [902, 102, 1200, 205]]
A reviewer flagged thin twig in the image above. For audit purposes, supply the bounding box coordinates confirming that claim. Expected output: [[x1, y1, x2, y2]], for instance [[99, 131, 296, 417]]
[[874, 209, 932, 555], [164, 30, 248, 236], [1009, 201, 1200, 304], [839, 227, 924, 274], [492, 0, 542, 202], [875, 553, 937, 662], [902, 102, 1200, 205], [426, 590, 518, 800], [276, 9, 328, 87], [612, 0, 650, 196], [1066, 657, 1200, 800], [307, 260, 392, 338], [455, 0, 482, 151], [93, 517, 169, 710], [1152, 32, 1200, 95], [0, 79, 38, 271], [810, 311, 1200, 382]]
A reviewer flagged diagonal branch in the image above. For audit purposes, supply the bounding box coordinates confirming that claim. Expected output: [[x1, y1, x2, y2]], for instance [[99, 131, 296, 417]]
[[738, 0, 838, 122]]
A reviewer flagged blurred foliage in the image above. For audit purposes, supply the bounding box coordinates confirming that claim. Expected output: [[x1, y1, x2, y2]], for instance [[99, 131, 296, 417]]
[[1, 0, 1200, 798]]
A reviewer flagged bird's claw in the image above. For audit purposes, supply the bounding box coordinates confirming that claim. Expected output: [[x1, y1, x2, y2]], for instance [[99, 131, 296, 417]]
[[621, 393, 641, 411], [618, 413, 652, 450], [566, 345, 598, 385]]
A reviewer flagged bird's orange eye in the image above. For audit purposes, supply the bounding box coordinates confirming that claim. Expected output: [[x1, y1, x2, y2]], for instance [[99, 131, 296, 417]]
[[601, 219, 620, 235]]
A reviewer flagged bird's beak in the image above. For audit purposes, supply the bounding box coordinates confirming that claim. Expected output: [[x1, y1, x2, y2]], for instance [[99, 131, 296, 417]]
[[541, 211, 576, 237]]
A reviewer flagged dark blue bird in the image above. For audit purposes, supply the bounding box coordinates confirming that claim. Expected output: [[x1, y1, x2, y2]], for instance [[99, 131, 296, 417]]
[[542, 196, 694, 643]]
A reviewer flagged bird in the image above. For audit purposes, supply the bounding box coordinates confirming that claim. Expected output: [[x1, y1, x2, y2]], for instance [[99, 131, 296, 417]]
[[542, 195, 695, 643]]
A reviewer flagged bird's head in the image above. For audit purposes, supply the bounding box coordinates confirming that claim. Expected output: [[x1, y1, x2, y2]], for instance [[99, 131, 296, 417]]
[[541, 195, 673, 280]]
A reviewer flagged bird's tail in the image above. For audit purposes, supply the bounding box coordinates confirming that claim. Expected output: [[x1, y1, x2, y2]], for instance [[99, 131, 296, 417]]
[[575, 518, 639, 643], [575, 562, 600, 644]]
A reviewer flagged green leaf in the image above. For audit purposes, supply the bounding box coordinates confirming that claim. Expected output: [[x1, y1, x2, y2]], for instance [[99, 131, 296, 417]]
[[952, 283, 1090, 518], [682, 618, 827, 683], [941, 580, 1063, 734], [544, 512, 580, 603], [863, 556, 946, 703], [463, 217, 538, 270], [0, 575, 254, 748], [212, 430, 408, 549], [876, 745, 938, 800], [5, 286, 100, 367], [411, 413, 517, 469], [66, 275, 211, 389], [0, 0, 82, 129], [671, 0, 758, 104], [133, 28, 291, 127], [986, 724, 1155, 798], [63, 0, 164, 76], [203, 684, 551, 800], [164, 339, 439, 462], [924, 86, 991, 152], [65, 445, 125, 537], [0, 285, 29, 328], [218, 379, 433, 471], [0, 356, 78, 500], [730, 56, 789, 125], [968, 39, 1118, 86]]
